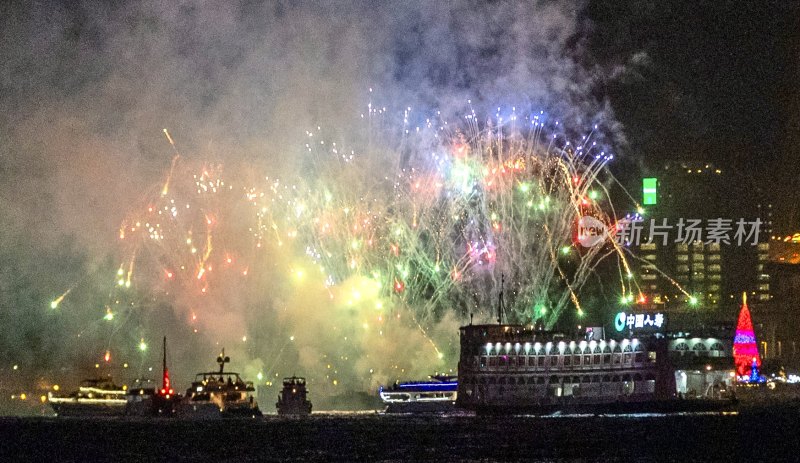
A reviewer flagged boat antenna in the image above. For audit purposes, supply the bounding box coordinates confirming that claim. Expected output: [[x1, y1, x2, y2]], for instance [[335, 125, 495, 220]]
[[497, 274, 506, 325], [217, 348, 230, 374]]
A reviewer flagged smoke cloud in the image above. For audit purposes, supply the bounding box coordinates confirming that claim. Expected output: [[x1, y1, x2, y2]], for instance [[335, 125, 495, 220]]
[[0, 0, 621, 407]]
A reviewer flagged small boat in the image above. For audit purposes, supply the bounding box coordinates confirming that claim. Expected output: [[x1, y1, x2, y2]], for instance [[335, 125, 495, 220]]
[[127, 337, 181, 416], [379, 375, 458, 413], [276, 376, 312, 416], [49, 378, 128, 417], [180, 349, 261, 418]]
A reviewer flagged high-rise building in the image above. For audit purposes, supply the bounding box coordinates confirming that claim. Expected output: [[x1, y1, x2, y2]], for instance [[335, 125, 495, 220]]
[[622, 161, 772, 315]]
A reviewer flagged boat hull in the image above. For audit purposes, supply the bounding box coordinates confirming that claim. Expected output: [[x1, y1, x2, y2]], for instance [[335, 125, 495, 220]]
[[178, 402, 262, 419], [384, 400, 457, 414], [50, 401, 128, 417], [467, 398, 738, 415], [276, 402, 312, 416]]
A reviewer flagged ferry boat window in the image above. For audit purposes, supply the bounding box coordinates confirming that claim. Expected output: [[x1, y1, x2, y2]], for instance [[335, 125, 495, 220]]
[[613, 353, 621, 365], [692, 343, 708, 357], [549, 356, 559, 367], [499, 377, 506, 385], [563, 376, 571, 384], [489, 357, 498, 367], [480, 356, 487, 368], [564, 355, 572, 366], [500, 356, 508, 367], [612, 375, 620, 382], [489, 377, 496, 385], [633, 373, 643, 381], [537, 356, 544, 367], [584, 353, 592, 365], [602, 375, 611, 383], [582, 376, 591, 383], [517, 356, 526, 367], [710, 342, 725, 357], [623, 353, 632, 365], [634, 352, 644, 363], [549, 375, 559, 385], [528, 356, 537, 367], [527, 377, 536, 384], [572, 354, 581, 366], [674, 342, 689, 356], [537, 377, 545, 384]]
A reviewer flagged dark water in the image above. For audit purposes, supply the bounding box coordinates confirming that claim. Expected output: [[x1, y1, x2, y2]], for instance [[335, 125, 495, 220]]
[[1, 408, 798, 462]]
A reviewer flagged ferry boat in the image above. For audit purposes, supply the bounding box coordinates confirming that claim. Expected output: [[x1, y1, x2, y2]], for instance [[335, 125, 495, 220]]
[[457, 322, 737, 415], [48, 378, 128, 417], [379, 375, 458, 413], [179, 349, 261, 418], [276, 376, 312, 416]]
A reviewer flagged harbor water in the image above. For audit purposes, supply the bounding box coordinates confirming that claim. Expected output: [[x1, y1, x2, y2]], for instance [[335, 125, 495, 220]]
[[2, 407, 799, 462]]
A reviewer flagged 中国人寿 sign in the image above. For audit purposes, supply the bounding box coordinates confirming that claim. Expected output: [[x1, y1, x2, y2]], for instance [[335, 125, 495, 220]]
[[614, 311, 666, 333]]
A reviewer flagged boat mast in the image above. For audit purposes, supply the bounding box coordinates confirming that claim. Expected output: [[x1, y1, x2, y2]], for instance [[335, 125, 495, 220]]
[[217, 348, 230, 374], [161, 336, 172, 395], [497, 274, 506, 325]]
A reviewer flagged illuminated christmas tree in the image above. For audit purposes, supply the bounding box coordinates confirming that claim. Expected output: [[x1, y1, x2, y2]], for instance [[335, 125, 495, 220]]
[[733, 293, 762, 380]]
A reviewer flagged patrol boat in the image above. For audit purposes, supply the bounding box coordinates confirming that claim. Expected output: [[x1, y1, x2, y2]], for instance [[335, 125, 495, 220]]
[[276, 376, 312, 416]]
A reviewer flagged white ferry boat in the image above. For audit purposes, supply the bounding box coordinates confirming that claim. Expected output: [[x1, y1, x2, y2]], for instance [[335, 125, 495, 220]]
[[379, 375, 458, 413], [457, 322, 737, 414]]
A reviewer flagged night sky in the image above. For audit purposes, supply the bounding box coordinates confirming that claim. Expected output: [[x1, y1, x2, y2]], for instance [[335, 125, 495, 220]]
[[585, 0, 800, 218], [1, 0, 798, 396]]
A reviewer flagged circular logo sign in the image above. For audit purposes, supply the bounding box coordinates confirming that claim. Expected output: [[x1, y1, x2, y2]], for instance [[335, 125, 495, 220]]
[[614, 312, 626, 332], [577, 216, 607, 248]]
